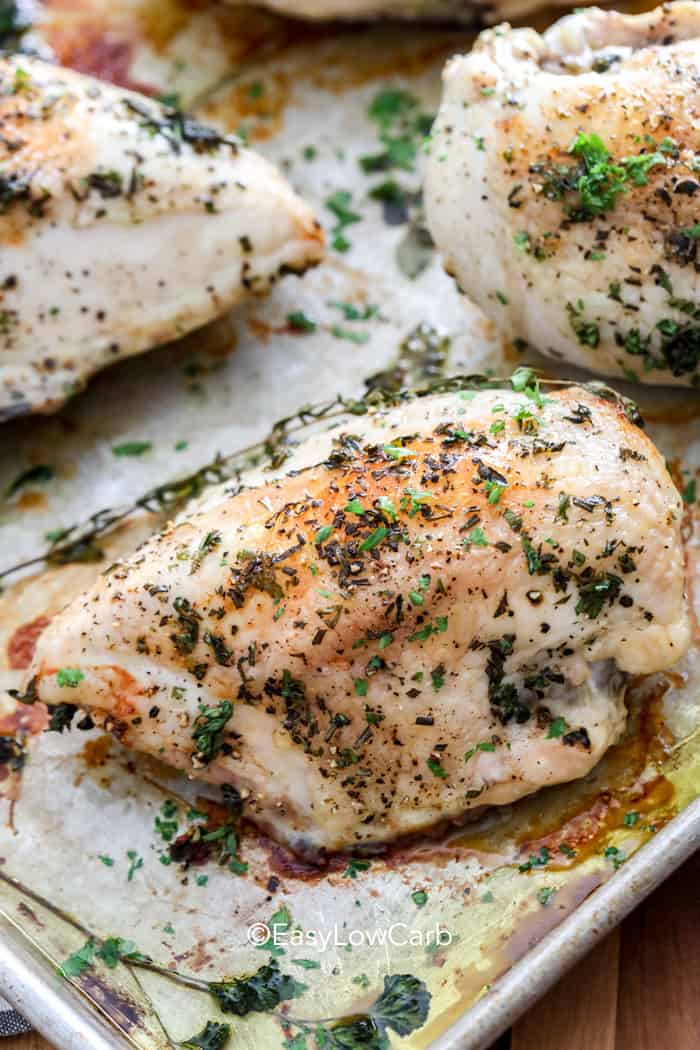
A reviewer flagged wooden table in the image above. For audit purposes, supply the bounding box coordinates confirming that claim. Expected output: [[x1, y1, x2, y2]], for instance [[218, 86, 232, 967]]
[[4, 849, 699, 1050]]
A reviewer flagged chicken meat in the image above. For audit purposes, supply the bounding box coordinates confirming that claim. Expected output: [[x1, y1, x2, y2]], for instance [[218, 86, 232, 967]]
[[0, 56, 324, 420], [241, 0, 573, 23], [26, 382, 688, 856], [425, 3, 700, 386]]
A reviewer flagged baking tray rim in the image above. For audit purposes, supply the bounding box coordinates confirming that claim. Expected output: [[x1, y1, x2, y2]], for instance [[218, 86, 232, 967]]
[[1, 794, 699, 1050]]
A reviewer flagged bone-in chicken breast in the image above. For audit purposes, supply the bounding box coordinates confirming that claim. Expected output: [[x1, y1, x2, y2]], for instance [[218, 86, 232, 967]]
[[0, 57, 323, 420], [241, 0, 574, 23], [27, 383, 688, 856], [425, 3, 700, 386]]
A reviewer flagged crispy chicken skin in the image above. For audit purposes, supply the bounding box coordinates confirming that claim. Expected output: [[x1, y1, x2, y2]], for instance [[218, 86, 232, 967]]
[[0, 56, 323, 420], [28, 385, 688, 856], [425, 3, 700, 386]]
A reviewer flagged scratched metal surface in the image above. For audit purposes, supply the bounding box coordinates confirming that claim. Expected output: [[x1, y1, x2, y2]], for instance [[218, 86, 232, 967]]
[[0, 2, 700, 1049]]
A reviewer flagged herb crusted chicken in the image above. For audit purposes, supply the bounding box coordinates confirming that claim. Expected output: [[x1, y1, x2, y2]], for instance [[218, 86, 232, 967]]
[[26, 381, 688, 856], [242, 0, 576, 23], [425, 3, 700, 386], [0, 56, 323, 420]]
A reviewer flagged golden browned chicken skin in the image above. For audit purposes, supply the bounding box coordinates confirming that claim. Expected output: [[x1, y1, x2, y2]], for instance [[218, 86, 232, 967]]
[[426, 3, 700, 385], [25, 383, 688, 856], [0, 56, 323, 419]]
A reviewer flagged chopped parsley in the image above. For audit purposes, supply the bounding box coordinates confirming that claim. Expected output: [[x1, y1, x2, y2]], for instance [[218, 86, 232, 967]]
[[192, 701, 234, 764], [384, 443, 416, 460], [575, 573, 621, 618], [60, 940, 96, 978], [604, 845, 626, 870], [209, 959, 307, 1015], [546, 717, 566, 739], [427, 755, 448, 779], [181, 1021, 231, 1050], [464, 527, 488, 550], [287, 311, 317, 333], [291, 958, 321, 970], [329, 301, 380, 321], [377, 495, 396, 520], [6, 463, 54, 496], [359, 526, 387, 552], [518, 846, 550, 873], [325, 190, 361, 252], [56, 667, 84, 688], [567, 300, 600, 348], [331, 324, 370, 344], [539, 132, 667, 223], [345, 498, 365, 515], [126, 850, 143, 882], [95, 937, 144, 969], [343, 858, 371, 878], [431, 665, 445, 692], [112, 441, 152, 457], [464, 740, 496, 763]]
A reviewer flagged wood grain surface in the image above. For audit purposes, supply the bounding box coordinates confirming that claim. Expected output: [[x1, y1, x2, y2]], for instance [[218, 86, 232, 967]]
[[3, 849, 699, 1050]]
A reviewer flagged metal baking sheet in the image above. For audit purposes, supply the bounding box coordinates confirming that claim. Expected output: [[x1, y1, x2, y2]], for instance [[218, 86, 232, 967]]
[[1, 2, 699, 1049]]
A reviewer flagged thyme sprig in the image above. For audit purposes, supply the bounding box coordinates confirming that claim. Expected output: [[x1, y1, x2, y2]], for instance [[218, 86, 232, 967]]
[[0, 355, 640, 586]]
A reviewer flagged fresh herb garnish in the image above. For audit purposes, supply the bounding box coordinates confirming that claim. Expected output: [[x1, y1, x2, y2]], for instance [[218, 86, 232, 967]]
[[181, 1021, 231, 1050], [112, 441, 152, 457], [546, 717, 566, 739], [287, 311, 317, 333], [325, 190, 361, 252], [464, 740, 496, 762], [56, 667, 84, 688], [427, 755, 448, 779], [6, 464, 54, 497], [343, 858, 372, 879], [126, 850, 143, 882], [60, 940, 95, 977], [209, 960, 307, 1015], [192, 701, 233, 764], [359, 526, 387, 552], [518, 847, 550, 873], [604, 845, 626, 870]]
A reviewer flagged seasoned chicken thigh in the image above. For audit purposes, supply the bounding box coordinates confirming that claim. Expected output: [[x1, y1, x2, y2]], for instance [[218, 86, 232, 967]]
[[0, 56, 323, 420], [425, 3, 700, 386], [28, 383, 688, 856]]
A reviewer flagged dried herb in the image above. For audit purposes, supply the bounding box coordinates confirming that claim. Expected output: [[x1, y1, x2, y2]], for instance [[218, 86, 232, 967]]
[[192, 701, 233, 764]]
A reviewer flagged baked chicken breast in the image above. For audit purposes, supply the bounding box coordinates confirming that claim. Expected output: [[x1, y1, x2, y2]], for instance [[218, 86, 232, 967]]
[[24, 382, 688, 856], [425, 3, 700, 386], [241, 0, 573, 22], [0, 56, 323, 420]]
